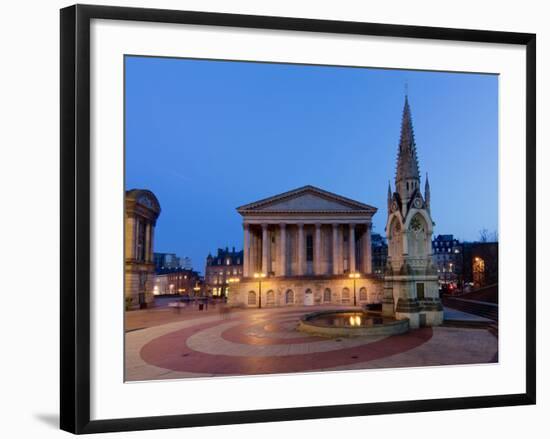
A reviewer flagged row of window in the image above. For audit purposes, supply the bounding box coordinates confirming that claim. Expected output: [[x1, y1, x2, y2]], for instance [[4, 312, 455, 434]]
[[247, 287, 380, 305], [433, 241, 457, 247], [433, 247, 460, 253], [212, 258, 242, 266]]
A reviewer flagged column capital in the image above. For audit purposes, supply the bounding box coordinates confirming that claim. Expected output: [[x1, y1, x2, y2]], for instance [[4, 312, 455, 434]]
[[315, 222, 322, 229], [349, 223, 356, 229], [243, 222, 250, 230], [332, 223, 339, 229], [261, 223, 269, 230], [297, 222, 304, 228], [279, 223, 286, 229]]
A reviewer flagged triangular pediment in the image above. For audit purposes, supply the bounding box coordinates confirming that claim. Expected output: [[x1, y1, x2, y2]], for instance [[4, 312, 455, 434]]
[[237, 186, 376, 214]]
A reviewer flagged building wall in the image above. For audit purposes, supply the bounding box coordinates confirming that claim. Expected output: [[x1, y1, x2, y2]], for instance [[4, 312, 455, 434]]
[[205, 247, 244, 296], [228, 276, 384, 308], [155, 269, 202, 295], [124, 267, 156, 307]]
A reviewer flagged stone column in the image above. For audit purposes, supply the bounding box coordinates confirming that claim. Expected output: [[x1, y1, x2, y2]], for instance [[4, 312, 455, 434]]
[[314, 223, 322, 275], [145, 222, 151, 262], [362, 223, 372, 274], [279, 223, 286, 277], [249, 230, 255, 274], [349, 223, 356, 273], [297, 223, 305, 275], [149, 224, 155, 262], [243, 223, 250, 277], [261, 223, 270, 274], [332, 223, 339, 275], [126, 216, 135, 259]]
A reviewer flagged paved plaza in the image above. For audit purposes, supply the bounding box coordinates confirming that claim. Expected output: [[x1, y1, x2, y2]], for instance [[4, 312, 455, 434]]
[[125, 304, 498, 381]]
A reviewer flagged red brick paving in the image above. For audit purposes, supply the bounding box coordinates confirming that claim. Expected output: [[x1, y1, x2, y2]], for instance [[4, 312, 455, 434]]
[[139, 313, 433, 376]]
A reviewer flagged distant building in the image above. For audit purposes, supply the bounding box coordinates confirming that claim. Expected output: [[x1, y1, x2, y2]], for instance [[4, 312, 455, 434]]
[[205, 247, 244, 297], [181, 256, 193, 270], [371, 233, 388, 276], [125, 189, 161, 309], [431, 234, 463, 284], [154, 267, 203, 296], [462, 242, 498, 288], [153, 252, 180, 270], [154, 253, 193, 271]]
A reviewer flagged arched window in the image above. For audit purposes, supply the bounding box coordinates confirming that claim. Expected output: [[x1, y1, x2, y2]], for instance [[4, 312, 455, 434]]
[[266, 290, 275, 306], [359, 287, 367, 302], [285, 289, 294, 304], [389, 217, 403, 261], [323, 288, 332, 303], [247, 291, 256, 305], [409, 214, 428, 258], [342, 287, 350, 304]]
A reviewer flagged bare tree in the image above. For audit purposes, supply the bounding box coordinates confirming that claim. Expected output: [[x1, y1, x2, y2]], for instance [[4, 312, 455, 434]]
[[479, 228, 490, 243], [479, 228, 498, 243]]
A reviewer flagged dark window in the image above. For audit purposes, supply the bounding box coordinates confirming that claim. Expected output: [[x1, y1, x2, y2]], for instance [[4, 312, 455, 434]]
[[306, 235, 313, 262], [136, 219, 146, 261], [416, 283, 425, 300]]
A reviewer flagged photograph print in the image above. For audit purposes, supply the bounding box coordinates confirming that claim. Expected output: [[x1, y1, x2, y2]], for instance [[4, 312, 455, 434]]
[[124, 56, 498, 382]]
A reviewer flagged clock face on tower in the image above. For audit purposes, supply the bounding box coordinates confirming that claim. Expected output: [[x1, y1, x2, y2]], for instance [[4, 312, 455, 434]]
[[413, 197, 422, 209]]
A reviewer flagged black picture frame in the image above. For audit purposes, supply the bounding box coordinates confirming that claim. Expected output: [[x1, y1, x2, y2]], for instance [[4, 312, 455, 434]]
[[60, 4, 536, 434]]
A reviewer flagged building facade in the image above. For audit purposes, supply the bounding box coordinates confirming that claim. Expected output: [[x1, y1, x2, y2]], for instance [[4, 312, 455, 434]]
[[154, 267, 203, 296], [462, 242, 498, 288], [153, 252, 181, 271], [432, 234, 463, 284], [153, 252, 193, 271], [228, 185, 383, 307], [205, 247, 244, 297], [383, 96, 443, 328], [125, 189, 161, 309]]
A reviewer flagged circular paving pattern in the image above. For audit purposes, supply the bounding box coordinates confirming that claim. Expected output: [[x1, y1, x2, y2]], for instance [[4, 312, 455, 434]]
[[139, 309, 434, 377]]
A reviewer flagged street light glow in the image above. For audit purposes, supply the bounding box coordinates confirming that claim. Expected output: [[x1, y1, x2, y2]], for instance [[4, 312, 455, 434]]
[[253, 273, 266, 309], [348, 272, 360, 279]]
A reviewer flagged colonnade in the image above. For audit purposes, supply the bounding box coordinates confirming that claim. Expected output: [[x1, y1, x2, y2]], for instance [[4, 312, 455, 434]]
[[242, 222, 372, 277]]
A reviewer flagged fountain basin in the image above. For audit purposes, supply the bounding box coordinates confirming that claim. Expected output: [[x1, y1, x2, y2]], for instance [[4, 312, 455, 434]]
[[298, 310, 409, 337]]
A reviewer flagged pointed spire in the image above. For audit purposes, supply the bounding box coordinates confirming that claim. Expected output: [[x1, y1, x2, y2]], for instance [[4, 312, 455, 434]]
[[387, 180, 392, 210], [395, 95, 421, 186], [425, 173, 431, 210], [394, 94, 421, 208]]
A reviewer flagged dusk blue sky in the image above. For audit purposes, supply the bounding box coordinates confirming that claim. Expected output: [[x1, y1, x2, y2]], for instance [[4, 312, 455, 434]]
[[125, 56, 498, 274]]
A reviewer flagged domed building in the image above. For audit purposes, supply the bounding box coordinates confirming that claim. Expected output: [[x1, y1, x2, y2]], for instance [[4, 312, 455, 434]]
[[124, 189, 161, 309]]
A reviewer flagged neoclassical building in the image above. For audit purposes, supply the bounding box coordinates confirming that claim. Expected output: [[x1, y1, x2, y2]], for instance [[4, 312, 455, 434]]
[[228, 95, 443, 328], [228, 185, 384, 307], [125, 189, 161, 309]]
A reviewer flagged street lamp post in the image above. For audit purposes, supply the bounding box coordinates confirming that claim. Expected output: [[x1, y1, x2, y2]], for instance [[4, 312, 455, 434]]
[[349, 272, 360, 306], [253, 272, 266, 309]]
